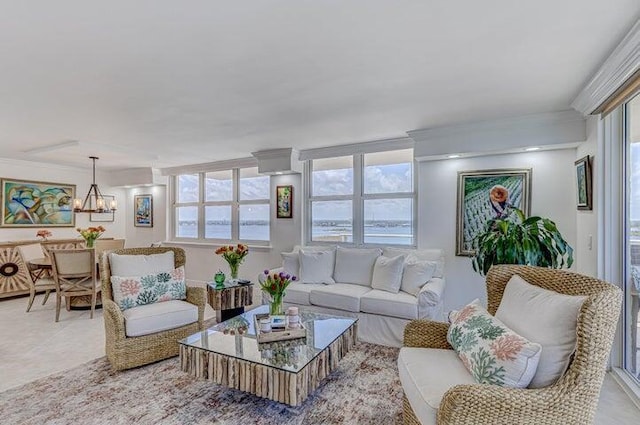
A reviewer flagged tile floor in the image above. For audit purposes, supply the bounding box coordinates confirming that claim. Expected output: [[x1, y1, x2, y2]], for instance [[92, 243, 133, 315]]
[[1, 294, 639, 423]]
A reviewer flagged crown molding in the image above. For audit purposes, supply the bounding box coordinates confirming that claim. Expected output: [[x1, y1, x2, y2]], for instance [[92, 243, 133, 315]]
[[299, 136, 413, 161], [572, 19, 640, 115], [409, 110, 586, 161], [160, 157, 257, 175]]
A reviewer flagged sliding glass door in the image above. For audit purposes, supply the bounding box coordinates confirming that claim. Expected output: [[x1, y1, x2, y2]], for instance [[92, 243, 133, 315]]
[[624, 93, 640, 382]]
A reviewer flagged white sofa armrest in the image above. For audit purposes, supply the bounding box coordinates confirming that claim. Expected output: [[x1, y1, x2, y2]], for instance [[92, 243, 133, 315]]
[[417, 277, 445, 318]]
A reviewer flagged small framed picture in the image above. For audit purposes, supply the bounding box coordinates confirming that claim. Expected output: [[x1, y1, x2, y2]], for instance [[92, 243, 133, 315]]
[[276, 185, 293, 219], [134, 194, 153, 227], [575, 155, 592, 211]]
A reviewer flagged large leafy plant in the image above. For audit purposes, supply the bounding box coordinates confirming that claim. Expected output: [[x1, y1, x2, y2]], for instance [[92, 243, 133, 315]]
[[471, 207, 573, 276]]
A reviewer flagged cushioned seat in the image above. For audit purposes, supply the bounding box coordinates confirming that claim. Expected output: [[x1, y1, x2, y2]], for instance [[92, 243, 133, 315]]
[[123, 300, 199, 337], [360, 289, 418, 320], [282, 282, 326, 306], [309, 284, 372, 312], [398, 347, 476, 425]]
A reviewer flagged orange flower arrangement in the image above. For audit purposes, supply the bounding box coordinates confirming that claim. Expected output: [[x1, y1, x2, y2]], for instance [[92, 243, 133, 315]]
[[36, 229, 52, 241], [215, 244, 249, 280], [76, 226, 106, 248]]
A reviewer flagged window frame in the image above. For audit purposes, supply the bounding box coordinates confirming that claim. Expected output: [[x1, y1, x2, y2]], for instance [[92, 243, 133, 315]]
[[305, 149, 416, 247], [171, 167, 270, 245]]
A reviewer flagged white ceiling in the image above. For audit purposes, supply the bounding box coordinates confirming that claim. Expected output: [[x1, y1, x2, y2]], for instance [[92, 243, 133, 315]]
[[0, 1, 638, 170]]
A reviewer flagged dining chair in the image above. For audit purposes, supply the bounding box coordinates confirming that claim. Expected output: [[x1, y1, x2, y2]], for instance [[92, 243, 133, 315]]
[[94, 239, 126, 264], [17, 243, 57, 312], [50, 249, 100, 322]]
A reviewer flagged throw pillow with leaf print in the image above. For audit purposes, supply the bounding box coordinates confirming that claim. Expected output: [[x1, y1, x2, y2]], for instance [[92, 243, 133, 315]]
[[111, 266, 187, 311], [447, 299, 542, 388]]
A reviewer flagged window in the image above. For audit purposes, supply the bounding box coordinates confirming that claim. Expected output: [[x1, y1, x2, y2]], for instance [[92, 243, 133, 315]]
[[173, 167, 270, 242], [308, 149, 414, 246]]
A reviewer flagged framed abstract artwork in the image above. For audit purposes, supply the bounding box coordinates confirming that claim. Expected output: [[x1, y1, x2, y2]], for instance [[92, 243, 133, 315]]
[[1, 178, 76, 227], [276, 185, 293, 219], [575, 155, 592, 211], [456, 168, 532, 256], [134, 194, 153, 227]]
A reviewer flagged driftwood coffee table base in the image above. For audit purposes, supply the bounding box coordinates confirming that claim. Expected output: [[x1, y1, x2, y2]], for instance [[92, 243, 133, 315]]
[[180, 323, 357, 406]]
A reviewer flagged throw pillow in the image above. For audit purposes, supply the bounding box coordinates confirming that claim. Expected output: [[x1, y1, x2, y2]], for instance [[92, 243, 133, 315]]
[[495, 275, 587, 388], [298, 250, 335, 284], [111, 266, 187, 311], [400, 259, 437, 296], [109, 251, 175, 277], [370, 255, 405, 293], [447, 299, 542, 388], [333, 247, 382, 286], [281, 251, 299, 277], [382, 247, 445, 278]]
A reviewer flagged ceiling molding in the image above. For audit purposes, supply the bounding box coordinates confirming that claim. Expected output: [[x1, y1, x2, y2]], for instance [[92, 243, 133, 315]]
[[409, 110, 586, 161], [571, 19, 640, 115], [160, 157, 257, 176], [252, 148, 302, 175], [299, 136, 414, 161]]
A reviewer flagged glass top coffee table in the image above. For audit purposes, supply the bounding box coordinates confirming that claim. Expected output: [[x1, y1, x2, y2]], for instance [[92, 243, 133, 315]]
[[179, 305, 358, 406]]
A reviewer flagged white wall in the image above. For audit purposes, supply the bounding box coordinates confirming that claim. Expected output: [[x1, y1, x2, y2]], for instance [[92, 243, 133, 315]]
[[125, 185, 167, 248], [418, 149, 578, 311], [575, 116, 598, 277], [165, 173, 302, 286], [0, 158, 126, 242]]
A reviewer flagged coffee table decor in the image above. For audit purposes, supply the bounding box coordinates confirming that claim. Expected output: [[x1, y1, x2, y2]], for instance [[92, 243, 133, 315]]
[[179, 305, 358, 406], [254, 312, 307, 343], [260, 269, 296, 315]]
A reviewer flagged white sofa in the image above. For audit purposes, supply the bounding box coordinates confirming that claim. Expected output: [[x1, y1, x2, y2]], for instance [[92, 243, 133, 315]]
[[261, 246, 446, 347]]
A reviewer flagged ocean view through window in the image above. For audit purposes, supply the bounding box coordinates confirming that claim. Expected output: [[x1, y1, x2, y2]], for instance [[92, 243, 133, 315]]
[[173, 167, 270, 242], [308, 149, 415, 246]]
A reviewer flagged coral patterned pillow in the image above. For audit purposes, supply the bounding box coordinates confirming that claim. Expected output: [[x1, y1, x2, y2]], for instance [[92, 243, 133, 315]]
[[111, 266, 187, 311], [447, 299, 542, 388]]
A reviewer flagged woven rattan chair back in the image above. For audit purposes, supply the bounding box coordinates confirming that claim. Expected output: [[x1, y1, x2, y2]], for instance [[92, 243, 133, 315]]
[[486, 265, 622, 422], [99, 247, 186, 301]]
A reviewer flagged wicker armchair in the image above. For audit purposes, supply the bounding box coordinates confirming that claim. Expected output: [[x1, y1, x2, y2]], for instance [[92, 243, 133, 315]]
[[401, 265, 622, 425], [99, 247, 206, 371]]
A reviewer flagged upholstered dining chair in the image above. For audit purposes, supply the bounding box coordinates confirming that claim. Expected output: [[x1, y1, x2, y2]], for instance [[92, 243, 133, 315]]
[[17, 243, 57, 312], [94, 239, 126, 264], [50, 249, 100, 322], [400, 265, 622, 425], [99, 247, 206, 371]]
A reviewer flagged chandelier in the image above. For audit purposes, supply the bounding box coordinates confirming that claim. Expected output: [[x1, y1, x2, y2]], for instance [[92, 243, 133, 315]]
[[73, 156, 117, 213]]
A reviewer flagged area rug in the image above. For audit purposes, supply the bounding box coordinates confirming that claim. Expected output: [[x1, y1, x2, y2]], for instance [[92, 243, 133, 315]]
[[0, 342, 403, 424]]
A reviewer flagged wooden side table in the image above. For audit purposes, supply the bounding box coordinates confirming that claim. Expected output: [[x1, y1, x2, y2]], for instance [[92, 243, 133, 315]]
[[207, 281, 254, 322]]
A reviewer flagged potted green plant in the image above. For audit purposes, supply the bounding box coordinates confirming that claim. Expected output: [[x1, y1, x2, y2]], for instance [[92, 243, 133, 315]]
[[471, 206, 573, 276]]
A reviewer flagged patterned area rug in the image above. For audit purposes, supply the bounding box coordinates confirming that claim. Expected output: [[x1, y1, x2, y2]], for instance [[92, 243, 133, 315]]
[[0, 343, 403, 425]]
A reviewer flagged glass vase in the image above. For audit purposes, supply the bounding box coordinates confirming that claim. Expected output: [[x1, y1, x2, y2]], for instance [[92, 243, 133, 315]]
[[269, 292, 284, 316], [228, 262, 239, 281], [85, 237, 96, 248]]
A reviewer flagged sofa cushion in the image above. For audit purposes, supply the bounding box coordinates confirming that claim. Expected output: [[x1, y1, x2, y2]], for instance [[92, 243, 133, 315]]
[[122, 300, 198, 337], [281, 251, 299, 277], [109, 251, 174, 277], [299, 249, 336, 284], [360, 289, 418, 320], [371, 255, 405, 293], [383, 247, 445, 278], [448, 299, 542, 388], [495, 275, 587, 388], [333, 247, 382, 286], [111, 266, 187, 311], [309, 284, 372, 312], [398, 347, 476, 425], [282, 281, 326, 306], [401, 260, 437, 296]]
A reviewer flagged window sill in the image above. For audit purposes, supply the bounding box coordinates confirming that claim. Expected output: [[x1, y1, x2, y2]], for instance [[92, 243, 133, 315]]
[[164, 240, 273, 251]]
